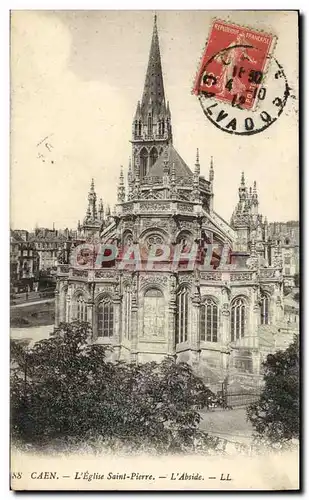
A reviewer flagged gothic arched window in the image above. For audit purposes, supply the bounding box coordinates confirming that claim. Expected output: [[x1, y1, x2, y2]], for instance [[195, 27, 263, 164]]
[[143, 288, 165, 337], [176, 287, 189, 344], [140, 148, 148, 178], [149, 147, 158, 168], [123, 285, 132, 339], [97, 296, 114, 338], [231, 297, 246, 341], [76, 293, 87, 322], [200, 298, 218, 342], [260, 294, 270, 325]]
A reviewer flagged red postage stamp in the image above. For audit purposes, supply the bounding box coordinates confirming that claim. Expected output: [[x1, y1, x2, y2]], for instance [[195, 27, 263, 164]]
[[193, 20, 276, 110]]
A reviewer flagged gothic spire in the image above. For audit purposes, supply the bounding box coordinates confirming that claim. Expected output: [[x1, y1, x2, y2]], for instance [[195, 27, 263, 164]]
[[141, 14, 166, 117]]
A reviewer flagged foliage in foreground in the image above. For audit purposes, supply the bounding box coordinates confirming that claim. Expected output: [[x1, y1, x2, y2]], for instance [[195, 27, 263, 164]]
[[247, 335, 299, 444], [11, 322, 216, 454]]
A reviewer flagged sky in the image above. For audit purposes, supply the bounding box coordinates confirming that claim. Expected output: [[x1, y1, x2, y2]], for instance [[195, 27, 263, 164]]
[[10, 10, 299, 230]]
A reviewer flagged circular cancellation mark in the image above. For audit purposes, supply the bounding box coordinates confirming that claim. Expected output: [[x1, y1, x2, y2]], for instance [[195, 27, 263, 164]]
[[196, 44, 291, 136]]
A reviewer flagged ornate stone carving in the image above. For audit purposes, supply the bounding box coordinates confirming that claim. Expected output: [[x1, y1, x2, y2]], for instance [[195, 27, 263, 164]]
[[178, 274, 194, 284], [140, 202, 171, 212], [200, 272, 222, 281], [140, 274, 168, 288], [177, 202, 194, 213], [145, 234, 164, 249], [58, 264, 69, 274], [177, 191, 191, 201], [176, 177, 193, 187], [142, 218, 169, 230], [259, 269, 276, 279], [94, 270, 118, 279], [177, 220, 194, 231], [122, 203, 133, 213], [230, 272, 253, 281], [222, 303, 230, 316], [96, 284, 115, 295], [141, 189, 164, 200], [169, 274, 177, 300], [72, 269, 88, 278]]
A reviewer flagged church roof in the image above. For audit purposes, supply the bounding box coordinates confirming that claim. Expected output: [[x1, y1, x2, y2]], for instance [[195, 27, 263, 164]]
[[149, 144, 193, 177]]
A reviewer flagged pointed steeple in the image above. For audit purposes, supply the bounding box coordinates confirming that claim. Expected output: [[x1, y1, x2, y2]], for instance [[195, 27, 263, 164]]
[[141, 14, 165, 117], [132, 15, 172, 178]]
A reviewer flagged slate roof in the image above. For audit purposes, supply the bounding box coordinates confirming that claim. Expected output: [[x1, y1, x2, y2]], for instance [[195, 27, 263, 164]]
[[149, 144, 193, 178]]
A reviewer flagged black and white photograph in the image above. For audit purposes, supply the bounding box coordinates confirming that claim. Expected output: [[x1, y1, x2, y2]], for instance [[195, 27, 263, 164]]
[[9, 9, 299, 491]]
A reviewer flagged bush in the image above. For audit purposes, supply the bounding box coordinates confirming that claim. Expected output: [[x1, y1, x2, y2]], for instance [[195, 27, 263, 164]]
[[11, 322, 215, 454], [247, 335, 299, 444]]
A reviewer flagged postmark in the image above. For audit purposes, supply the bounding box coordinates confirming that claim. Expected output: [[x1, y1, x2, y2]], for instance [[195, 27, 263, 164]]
[[193, 20, 291, 135]]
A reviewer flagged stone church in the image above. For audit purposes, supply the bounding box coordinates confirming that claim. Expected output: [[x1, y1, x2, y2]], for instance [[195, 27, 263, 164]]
[[56, 17, 285, 388]]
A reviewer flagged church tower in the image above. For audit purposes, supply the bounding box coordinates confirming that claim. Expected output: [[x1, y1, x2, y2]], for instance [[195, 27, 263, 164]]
[[131, 15, 172, 179]]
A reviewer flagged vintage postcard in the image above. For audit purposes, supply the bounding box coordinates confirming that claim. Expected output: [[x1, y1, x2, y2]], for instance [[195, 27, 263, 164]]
[[10, 10, 299, 491]]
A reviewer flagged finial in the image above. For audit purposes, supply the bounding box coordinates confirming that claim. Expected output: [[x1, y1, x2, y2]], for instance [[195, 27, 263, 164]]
[[209, 156, 214, 182], [119, 165, 124, 184], [154, 13, 157, 27], [171, 161, 176, 179], [241, 171, 245, 186], [128, 158, 132, 183], [194, 148, 200, 177], [196, 148, 200, 165], [90, 178, 95, 192]]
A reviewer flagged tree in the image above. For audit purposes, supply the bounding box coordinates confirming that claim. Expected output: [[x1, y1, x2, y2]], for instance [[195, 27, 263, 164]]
[[11, 321, 215, 454], [247, 336, 299, 444]]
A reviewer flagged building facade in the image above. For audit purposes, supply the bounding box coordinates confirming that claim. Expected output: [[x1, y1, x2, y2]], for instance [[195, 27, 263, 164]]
[[56, 17, 293, 388], [10, 230, 40, 289], [268, 221, 299, 286]]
